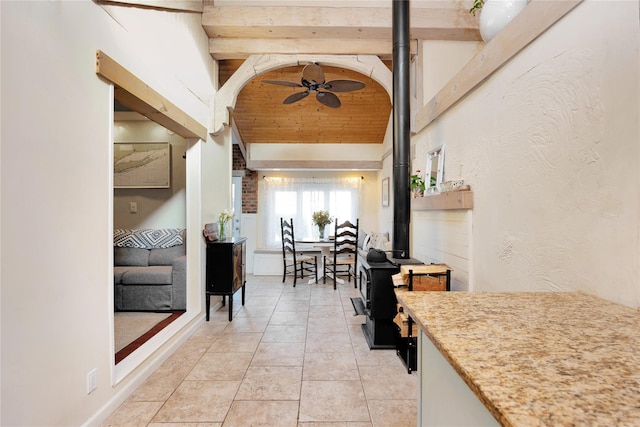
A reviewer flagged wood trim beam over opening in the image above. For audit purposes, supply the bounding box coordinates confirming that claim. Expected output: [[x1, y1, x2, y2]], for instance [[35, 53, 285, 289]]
[[95, 50, 207, 140], [414, 0, 582, 133]]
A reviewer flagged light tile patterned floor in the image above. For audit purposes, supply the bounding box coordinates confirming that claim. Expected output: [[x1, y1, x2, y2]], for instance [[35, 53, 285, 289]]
[[102, 274, 417, 427]]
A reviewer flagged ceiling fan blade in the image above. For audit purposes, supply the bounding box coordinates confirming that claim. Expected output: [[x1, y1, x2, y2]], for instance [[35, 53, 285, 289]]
[[283, 91, 309, 104], [262, 80, 303, 88], [302, 63, 325, 85], [325, 79, 366, 92], [316, 91, 341, 108]]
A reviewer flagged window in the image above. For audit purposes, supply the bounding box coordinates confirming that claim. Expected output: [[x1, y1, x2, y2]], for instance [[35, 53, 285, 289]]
[[262, 177, 361, 247]]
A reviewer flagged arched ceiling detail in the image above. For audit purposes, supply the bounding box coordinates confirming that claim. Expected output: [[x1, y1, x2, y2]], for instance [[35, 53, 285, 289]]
[[211, 54, 392, 136]]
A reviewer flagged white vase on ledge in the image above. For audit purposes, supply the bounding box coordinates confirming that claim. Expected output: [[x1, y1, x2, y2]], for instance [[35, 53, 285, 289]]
[[479, 0, 528, 42]]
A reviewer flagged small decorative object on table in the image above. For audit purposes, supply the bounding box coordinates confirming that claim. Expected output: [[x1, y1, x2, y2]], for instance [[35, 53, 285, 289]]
[[312, 210, 333, 239], [218, 209, 234, 240], [438, 180, 465, 193], [202, 222, 219, 241], [410, 170, 426, 198]]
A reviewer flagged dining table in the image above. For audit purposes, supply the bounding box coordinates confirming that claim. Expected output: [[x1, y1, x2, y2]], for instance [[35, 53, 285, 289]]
[[297, 239, 345, 285]]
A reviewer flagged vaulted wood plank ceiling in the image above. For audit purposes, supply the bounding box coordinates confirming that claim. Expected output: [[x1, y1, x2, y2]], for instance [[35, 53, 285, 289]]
[[218, 60, 392, 144], [205, 2, 480, 146]]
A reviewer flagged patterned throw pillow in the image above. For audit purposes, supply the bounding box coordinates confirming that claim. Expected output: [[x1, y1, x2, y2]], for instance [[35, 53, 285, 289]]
[[375, 232, 389, 250], [114, 228, 184, 249], [364, 232, 378, 251], [357, 230, 367, 249]]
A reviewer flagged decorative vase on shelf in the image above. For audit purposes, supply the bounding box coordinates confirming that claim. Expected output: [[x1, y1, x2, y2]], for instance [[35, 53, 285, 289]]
[[479, 0, 528, 42], [412, 188, 424, 198], [219, 220, 228, 240]]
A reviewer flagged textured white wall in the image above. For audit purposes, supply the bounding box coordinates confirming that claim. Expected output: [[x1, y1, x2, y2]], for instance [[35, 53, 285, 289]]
[[421, 40, 482, 102], [412, 0, 640, 307], [1, 2, 215, 425]]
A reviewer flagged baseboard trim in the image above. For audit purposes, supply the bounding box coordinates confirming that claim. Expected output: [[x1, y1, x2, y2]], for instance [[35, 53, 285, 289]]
[[82, 304, 221, 427]]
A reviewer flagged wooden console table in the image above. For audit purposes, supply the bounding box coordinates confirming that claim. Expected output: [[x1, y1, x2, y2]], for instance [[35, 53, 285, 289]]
[[205, 237, 247, 321]]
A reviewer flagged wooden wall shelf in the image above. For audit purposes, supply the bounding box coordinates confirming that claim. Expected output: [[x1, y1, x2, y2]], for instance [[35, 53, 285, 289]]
[[412, 191, 473, 211]]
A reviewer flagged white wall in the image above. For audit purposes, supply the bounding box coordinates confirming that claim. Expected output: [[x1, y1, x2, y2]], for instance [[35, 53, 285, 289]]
[[250, 142, 383, 162], [113, 117, 187, 229], [411, 0, 640, 307], [421, 40, 482, 102], [1, 2, 218, 425]]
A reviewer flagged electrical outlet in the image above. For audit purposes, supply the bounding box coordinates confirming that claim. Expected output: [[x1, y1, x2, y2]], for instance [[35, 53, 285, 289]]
[[129, 201, 137, 213], [86, 369, 97, 394]]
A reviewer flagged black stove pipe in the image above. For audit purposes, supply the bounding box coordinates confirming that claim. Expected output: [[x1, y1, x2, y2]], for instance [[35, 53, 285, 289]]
[[392, 0, 411, 259]]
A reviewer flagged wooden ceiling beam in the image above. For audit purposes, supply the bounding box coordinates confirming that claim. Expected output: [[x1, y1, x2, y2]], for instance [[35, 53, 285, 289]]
[[209, 38, 417, 60], [202, 6, 480, 41], [415, 0, 582, 132], [97, 0, 203, 13]]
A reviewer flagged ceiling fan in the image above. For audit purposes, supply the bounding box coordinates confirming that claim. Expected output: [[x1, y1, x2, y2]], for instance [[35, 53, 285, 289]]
[[262, 63, 365, 108]]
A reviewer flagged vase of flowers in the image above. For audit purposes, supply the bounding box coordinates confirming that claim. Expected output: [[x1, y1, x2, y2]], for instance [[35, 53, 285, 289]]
[[410, 170, 426, 198], [218, 209, 234, 240], [312, 210, 333, 239]]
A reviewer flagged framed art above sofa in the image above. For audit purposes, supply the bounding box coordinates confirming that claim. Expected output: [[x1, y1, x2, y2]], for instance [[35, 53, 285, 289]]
[[114, 142, 171, 188]]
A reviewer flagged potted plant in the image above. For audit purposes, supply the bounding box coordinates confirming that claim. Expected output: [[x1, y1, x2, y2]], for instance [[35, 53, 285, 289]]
[[410, 170, 426, 198], [312, 210, 333, 239], [470, 0, 529, 42], [469, 0, 484, 15]]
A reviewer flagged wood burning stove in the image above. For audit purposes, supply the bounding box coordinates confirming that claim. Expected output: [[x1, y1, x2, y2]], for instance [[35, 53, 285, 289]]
[[358, 255, 423, 349]]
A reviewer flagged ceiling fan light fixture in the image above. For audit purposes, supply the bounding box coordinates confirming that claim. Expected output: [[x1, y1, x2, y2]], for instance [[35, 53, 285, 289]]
[[263, 63, 365, 108], [316, 92, 341, 108]]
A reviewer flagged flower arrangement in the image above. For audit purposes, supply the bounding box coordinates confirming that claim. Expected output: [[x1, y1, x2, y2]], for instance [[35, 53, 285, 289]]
[[219, 209, 235, 223], [410, 170, 426, 191], [218, 209, 234, 239], [312, 210, 333, 227]]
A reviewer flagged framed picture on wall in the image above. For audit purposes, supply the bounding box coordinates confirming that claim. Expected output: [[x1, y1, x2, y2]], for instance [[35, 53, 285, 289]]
[[114, 142, 171, 188], [426, 145, 445, 192], [382, 177, 390, 207]]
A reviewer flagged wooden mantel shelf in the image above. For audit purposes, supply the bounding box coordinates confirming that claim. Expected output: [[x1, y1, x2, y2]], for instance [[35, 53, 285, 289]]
[[412, 190, 473, 211]]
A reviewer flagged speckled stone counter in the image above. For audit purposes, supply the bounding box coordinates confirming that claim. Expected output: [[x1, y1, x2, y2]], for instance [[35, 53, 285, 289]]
[[395, 291, 640, 426]]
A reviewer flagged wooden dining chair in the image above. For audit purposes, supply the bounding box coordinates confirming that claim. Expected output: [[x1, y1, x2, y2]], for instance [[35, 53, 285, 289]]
[[281, 217, 317, 286], [323, 218, 359, 289]]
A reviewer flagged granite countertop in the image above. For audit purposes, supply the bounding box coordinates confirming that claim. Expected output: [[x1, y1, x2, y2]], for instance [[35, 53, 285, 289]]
[[395, 291, 640, 427]]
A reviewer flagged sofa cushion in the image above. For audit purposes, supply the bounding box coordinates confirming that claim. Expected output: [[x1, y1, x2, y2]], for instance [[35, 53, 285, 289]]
[[362, 234, 371, 251], [114, 247, 150, 267], [149, 244, 185, 266], [364, 232, 378, 251], [113, 266, 129, 284], [375, 232, 389, 250], [120, 266, 173, 285]]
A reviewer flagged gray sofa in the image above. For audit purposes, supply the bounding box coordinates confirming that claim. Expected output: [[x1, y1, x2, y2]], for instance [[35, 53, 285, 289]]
[[113, 229, 186, 311]]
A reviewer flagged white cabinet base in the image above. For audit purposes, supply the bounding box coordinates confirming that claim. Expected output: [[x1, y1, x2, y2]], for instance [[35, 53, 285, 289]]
[[418, 331, 500, 426]]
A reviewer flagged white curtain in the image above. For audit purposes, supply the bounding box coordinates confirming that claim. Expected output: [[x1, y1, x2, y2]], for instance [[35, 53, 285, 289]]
[[262, 177, 361, 248]]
